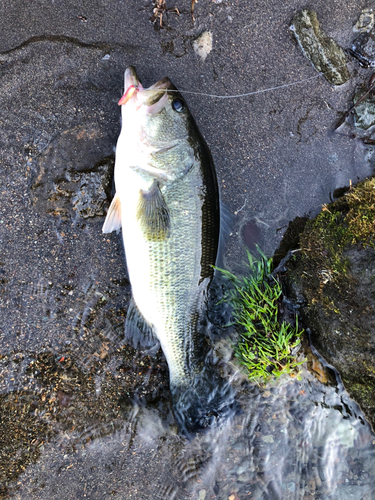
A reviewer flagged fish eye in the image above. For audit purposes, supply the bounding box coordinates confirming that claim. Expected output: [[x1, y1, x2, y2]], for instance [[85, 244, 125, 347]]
[[172, 98, 185, 113]]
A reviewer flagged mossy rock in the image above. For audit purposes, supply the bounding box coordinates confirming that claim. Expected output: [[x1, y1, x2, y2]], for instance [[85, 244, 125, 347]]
[[282, 177, 375, 430]]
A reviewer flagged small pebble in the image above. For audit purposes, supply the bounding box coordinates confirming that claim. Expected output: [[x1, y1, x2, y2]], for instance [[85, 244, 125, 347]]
[[193, 31, 213, 62], [287, 481, 296, 492], [238, 472, 252, 482], [261, 435, 274, 443], [353, 8, 374, 33], [198, 489, 206, 500]]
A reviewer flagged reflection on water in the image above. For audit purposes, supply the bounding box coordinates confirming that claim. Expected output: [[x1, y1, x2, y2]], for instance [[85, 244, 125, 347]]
[[2, 338, 375, 500], [241, 220, 264, 252]]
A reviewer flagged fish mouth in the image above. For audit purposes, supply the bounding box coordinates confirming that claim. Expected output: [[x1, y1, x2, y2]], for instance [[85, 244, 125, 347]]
[[118, 67, 173, 114], [118, 66, 143, 105], [142, 77, 172, 106]]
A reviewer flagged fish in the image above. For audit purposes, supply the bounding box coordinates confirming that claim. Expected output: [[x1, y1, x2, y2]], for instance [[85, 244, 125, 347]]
[[103, 66, 236, 435]]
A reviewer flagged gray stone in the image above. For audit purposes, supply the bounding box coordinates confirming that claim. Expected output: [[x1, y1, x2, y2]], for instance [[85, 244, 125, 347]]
[[287, 481, 296, 492], [351, 30, 375, 68], [290, 9, 350, 85], [198, 489, 207, 500], [237, 472, 252, 482], [353, 91, 375, 130]]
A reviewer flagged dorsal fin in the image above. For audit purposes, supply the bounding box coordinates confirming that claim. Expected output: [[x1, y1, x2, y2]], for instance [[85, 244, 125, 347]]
[[215, 202, 236, 267]]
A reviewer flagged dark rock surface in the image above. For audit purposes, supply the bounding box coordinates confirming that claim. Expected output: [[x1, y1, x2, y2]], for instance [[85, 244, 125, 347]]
[[282, 178, 375, 431], [351, 26, 375, 68]]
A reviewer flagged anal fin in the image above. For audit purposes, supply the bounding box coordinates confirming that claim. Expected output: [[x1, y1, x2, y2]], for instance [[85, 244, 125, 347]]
[[125, 298, 160, 353]]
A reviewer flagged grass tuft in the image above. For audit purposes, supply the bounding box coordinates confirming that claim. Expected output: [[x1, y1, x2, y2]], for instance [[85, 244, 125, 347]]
[[217, 248, 305, 383]]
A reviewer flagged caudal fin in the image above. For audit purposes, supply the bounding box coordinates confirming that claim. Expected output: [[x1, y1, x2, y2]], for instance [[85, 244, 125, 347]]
[[171, 370, 241, 438]]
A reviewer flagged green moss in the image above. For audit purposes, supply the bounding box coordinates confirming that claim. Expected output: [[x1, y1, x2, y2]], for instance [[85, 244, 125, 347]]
[[284, 177, 375, 428], [345, 381, 375, 409], [345, 177, 375, 245], [363, 360, 375, 377], [301, 207, 349, 276], [217, 249, 305, 384], [298, 177, 375, 307]]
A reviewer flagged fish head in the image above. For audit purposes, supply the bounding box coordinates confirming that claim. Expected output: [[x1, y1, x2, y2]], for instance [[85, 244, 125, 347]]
[[118, 66, 193, 146]]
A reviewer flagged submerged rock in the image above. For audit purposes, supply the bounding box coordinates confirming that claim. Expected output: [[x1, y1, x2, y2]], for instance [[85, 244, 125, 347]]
[[353, 89, 375, 130], [282, 177, 375, 431], [351, 29, 375, 68], [31, 125, 115, 220], [351, 6, 375, 68], [353, 7, 374, 34], [290, 9, 350, 85]]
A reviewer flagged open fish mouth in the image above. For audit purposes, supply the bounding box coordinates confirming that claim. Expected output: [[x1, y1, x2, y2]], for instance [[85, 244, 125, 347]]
[[118, 66, 172, 113], [144, 76, 172, 103]]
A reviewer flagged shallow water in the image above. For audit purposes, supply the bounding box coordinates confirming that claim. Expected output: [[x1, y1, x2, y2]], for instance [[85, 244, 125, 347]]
[[1, 270, 375, 499], [2, 334, 375, 500]]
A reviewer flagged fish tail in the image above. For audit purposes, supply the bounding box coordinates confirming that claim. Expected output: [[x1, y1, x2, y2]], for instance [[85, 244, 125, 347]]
[[170, 369, 241, 438]]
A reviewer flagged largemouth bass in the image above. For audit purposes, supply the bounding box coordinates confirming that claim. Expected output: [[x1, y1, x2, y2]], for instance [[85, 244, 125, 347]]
[[103, 67, 235, 434]]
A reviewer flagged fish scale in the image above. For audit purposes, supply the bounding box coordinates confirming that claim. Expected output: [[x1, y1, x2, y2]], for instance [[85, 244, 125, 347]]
[[137, 164, 208, 385]]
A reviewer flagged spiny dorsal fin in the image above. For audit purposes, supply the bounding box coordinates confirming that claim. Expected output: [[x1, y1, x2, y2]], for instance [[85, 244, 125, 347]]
[[102, 194, 122, 233], [216, 202, 236, 267], [136, 180, 170, 241]]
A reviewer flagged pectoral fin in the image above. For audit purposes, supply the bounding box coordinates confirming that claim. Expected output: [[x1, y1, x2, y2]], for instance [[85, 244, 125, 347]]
[[102, 194, 122, 233], [136, 180, 170, 240]]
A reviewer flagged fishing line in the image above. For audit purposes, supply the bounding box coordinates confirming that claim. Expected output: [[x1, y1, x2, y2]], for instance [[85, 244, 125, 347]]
[[167, 72, 325, 99], [135, 72, 324, 99], [135, 61, 362, 100]]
